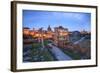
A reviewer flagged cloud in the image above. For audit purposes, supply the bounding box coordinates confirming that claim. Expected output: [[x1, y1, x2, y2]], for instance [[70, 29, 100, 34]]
[[23, 10, 91, 31]]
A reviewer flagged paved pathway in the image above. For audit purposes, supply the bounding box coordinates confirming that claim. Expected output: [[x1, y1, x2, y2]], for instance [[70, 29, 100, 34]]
[[74, 37, 85, 44], [48, 44, 72, 60]]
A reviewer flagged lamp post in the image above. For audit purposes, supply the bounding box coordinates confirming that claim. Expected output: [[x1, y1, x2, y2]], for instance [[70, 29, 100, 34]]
[[39, 28, 44, 50], [41, 32, 44, 49]]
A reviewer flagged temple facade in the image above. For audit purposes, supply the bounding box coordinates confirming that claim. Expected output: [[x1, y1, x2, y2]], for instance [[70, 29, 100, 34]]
[[53, 26, 69, 48]]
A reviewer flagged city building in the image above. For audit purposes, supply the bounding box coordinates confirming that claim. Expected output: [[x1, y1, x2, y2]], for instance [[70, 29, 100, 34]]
[[23, 27, 30, 35], [46, 25, 54, 40], [69, 31, 81, 42], [53, 26, 69, 48]]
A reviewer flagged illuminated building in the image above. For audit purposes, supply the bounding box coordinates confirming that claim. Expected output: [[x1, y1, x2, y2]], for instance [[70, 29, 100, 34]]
[[46, 25, 54, 39], [54, 26, 69, 48], [23, 27, 30, 35]]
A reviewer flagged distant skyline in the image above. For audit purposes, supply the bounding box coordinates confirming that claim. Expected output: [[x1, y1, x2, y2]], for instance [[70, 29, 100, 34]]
[[23, 10, 91, 32]]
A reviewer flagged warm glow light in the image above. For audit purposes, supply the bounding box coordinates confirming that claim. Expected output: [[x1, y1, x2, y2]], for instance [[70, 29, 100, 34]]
[[23, 30, 30, 35]]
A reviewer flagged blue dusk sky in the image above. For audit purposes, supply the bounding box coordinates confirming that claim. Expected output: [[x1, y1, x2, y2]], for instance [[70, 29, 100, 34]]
[[23, 10, 91, 32]]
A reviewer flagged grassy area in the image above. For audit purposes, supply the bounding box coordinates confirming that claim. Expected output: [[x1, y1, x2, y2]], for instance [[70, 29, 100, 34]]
[[44, 40, 51, 46], [43, 40, 55, 61], [61, 49, 81, 60], [42, 49, 54, 61], [32, 40, 51, 48], [32, 43, 42, 49], [30, 41, 54, 62]]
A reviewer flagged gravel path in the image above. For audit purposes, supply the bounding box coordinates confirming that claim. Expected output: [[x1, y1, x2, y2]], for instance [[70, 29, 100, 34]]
[[48, 44, 72, 60]]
